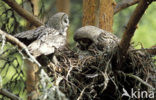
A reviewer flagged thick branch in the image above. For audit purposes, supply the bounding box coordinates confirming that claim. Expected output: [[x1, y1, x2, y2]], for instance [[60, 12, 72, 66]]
[[114, 0, 156, 14], [0, 88, 21, 100], [114, 0, 139, 14], [119, 0, 154, 55], [3, 0, 43, 27]]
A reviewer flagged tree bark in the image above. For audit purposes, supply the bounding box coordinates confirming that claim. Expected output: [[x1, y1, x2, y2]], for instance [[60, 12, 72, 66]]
[[56, 0, 70, 14], [25, 60, 39, 100], [82, 0, 116, 32]]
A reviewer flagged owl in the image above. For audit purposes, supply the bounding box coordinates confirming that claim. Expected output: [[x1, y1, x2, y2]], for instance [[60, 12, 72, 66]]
[[28, 13, 69, 58], [74, 26, 119, 52], [15, 12, 69, 45], [15, 12, 69, 58], [28, 29, 67, 57]]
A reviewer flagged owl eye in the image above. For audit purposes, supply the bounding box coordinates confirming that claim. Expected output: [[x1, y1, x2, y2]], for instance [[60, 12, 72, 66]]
[[64, 19, 68, 23]]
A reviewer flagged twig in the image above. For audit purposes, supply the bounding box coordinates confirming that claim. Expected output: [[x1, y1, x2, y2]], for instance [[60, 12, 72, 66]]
[[0, 88, 22, 100], [126, 74, 155, 90], [0, 34, 6, 54], [66, 59, 74, 80], [119, 0, 154, 55], [3, 0, 43, 27], [131, 47, 156, 51], [147, 46, 156, 55], [131, 47, 156, 55], [114, 0, 139, 14], [77, 84, 92, 100]]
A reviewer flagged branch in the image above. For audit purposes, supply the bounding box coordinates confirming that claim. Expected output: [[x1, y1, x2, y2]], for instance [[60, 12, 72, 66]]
[[0, 29, 52, 99], [0, 29, 41, 66], [114, 0, 139, 14], [147, 45, 156, 55], [126, 74, 155, 90], [3, 0, 43, 27], [0, 29, 52, 86], [114, 0, 156, 14], [0, 88, 21, 100], [119, 0, 154, 55], [131, 47, 156, 56]]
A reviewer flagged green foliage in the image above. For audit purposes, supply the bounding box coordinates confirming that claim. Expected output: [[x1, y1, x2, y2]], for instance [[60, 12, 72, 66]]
[[133, 2, 156, 48], [0, 43, 26, 99], [113, 2, 156, 48]]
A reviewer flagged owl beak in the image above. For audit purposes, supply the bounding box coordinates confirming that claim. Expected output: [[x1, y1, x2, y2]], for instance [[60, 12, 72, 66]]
[[66, 24, 69, 28]]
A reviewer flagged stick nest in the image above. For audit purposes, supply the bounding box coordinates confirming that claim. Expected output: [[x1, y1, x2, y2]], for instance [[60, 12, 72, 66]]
[[48, 46, 156, 100]]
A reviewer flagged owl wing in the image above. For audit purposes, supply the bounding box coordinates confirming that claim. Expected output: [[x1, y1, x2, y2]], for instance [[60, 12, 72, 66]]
[[97, 31, 119, 51], [14, 25, 46, 45], [28, 28, 66, 57]]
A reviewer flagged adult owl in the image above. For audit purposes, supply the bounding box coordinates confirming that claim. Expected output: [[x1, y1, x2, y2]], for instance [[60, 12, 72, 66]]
[[15, 12, 69, 57], [15, 12, 69, 45], [74, 26, 119, 52]]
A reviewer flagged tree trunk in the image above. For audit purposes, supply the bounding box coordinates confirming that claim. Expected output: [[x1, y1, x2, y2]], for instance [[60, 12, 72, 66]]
[[56, 0, 70, 14], [82, 0, 116, 32], [25, 60, 39, 100]]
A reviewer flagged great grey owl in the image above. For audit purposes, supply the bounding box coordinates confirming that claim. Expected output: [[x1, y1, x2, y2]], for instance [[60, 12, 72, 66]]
[[74, 26, 119, 52], [15, 12, 69, 57], [15, 12, 69, 45]]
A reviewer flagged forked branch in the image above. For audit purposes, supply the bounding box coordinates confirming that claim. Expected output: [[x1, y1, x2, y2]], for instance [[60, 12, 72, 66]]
[[119, 0, 154, 55]]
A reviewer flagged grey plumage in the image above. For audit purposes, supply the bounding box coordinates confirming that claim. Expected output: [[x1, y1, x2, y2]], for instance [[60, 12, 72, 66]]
[[15, 12, 69, 57], [74, 26, 119, 52], [28, 28, 66, 57], [15, 12, 69, 45]]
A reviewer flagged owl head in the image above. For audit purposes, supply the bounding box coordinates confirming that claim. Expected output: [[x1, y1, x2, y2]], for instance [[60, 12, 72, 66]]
[[74, 26, 103, 50], [46, 12, 69, 36]]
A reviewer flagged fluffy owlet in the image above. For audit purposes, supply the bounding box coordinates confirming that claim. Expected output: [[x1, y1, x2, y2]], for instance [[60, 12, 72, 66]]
[[15, 12, 69, 57], [74, 26, 119, 52]]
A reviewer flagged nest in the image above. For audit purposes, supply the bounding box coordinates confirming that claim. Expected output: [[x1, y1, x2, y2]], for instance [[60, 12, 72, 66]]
[[49, 46, 156, 100]]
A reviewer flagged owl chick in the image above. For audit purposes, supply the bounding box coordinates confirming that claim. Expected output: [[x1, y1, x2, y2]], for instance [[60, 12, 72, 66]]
[[15, 12, 69, 45], [74, 26, 119, 52]]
